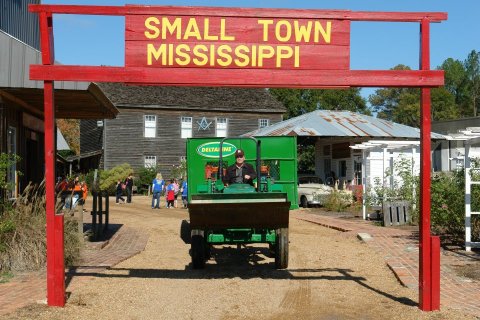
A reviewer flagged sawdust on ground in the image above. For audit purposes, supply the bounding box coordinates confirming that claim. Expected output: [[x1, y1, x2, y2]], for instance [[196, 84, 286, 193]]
[[3, 196, 476, 320]]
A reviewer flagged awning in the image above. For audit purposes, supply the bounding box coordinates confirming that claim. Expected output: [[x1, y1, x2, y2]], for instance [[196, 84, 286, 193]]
[[0, 83, 117, 119]]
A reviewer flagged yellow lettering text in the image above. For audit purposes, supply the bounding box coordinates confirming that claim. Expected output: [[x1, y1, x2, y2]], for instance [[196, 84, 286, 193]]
[[220, 19, 235, 41], [203, 19, 218, 41], [275, 20, 291, 42], [257, 19, 274, 41], [314, 21, 331, 43], [294, 21, 312, 42], [184, 18, 202, 40], [193, 45, 208, 66], [258, 45, 275, 67], [161, 17, 182, 40], [294, 46, 300, 67], [275, 46, 293, 67], [217, 45, 233, 66], [144, 17, 160, 39], [175, 44, 191, 65], [234, 45, 250, 67], [147, 43, 166, 65]]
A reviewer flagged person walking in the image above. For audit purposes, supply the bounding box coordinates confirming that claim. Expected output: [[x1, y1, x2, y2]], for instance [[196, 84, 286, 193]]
[[124, 173, 134, 203], [115, 179, 126, 204], [180, 177, 188, 209], [151, 173, 165, 209], [78, 181, 88, 212], [173, 178, 180, 208]]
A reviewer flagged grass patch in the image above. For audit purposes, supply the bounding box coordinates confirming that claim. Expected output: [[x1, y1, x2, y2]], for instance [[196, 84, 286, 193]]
[[0, 180, 82, 273], [0, 271, 14, 283]]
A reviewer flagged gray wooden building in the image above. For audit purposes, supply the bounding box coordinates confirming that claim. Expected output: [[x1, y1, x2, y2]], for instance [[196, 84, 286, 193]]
[[0, 0, 118, 197], [80, 83, 286, 177]]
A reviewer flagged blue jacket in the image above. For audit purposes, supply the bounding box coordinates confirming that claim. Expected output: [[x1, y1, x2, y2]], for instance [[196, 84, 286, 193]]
[[181, 181, 188, 196], [152, 178, 165, 193]]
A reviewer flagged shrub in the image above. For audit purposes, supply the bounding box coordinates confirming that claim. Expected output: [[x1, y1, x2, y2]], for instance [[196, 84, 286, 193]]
[[136, 166, 157, 194], [323, 190, 353, 212], [98, 163, 133, 195], [430, 172, 464, 240], [0, 153, 20, 192], [0, 181, 82, 272]]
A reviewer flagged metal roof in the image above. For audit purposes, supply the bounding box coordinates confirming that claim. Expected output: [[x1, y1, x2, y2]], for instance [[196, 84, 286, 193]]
[[244, 110, 445, 139], [0, 30, 89, 89]]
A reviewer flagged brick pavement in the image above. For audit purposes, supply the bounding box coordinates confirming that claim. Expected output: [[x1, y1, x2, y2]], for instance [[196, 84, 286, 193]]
[[294, 210, 480, 317], [0, 225, 149, 317]]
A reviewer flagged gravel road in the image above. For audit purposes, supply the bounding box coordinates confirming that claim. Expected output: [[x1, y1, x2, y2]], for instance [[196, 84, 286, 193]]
[[4, 196, 476, 320]]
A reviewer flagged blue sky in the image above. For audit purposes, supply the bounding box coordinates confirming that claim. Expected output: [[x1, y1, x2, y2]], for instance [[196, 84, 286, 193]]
[[42, 0, 480, 100]]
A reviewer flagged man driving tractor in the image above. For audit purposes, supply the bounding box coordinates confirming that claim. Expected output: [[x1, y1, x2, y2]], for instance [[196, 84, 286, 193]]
[[223, 149, 257, 186]]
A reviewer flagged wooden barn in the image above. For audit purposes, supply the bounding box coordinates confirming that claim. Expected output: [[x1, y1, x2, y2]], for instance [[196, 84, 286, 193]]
[[80, 83, 286, 177]]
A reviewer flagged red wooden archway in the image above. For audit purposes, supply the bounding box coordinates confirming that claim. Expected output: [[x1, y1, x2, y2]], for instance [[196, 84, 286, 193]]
[[29, 4, 446, 311]]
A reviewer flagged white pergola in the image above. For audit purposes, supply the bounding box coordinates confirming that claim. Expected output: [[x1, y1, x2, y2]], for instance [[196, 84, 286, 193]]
[[350, 140, 420, 220], [445, 127, 480, 251]]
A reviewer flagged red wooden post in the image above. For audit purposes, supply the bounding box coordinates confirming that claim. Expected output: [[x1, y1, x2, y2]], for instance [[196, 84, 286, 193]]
[[430, 236, 441, 310], [419, 18, 439, 311], [40, 12, 65, 307]]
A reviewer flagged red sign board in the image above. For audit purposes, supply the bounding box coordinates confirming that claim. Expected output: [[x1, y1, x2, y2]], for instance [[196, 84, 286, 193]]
[[125, 11, 350, 71]]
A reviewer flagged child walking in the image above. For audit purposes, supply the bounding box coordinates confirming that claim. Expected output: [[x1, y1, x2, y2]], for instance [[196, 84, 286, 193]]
[[166, 179, 175, 208]]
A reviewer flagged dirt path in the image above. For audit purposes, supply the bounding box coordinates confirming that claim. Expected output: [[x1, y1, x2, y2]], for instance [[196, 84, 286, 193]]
[[4, 196, 475, 320]]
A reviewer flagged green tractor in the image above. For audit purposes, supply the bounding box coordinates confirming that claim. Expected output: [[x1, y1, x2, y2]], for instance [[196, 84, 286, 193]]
[[186, 136, 298, 269]]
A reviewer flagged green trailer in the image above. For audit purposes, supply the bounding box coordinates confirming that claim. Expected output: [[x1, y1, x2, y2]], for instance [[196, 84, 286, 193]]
[[186, 136, 298, 269]]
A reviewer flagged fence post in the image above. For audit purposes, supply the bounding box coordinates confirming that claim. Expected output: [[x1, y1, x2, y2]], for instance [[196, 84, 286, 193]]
[[98, 191, 103, 239], [104, 191, 109, 231], [91, 191, 97, 240]]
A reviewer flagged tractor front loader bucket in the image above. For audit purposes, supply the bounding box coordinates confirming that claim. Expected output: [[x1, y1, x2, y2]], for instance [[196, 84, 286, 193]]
[[189, 193, 290, 229]]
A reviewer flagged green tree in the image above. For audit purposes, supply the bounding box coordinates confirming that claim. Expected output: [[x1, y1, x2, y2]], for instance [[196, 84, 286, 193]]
[[438, 58, 467, 106], [369, 65, 419, 124], [464, 50, 480, 117], [431, 87, 459, 121], [369, 64, 459, 126], [270, 88, 368, 120], [297, 145, 315, 173]]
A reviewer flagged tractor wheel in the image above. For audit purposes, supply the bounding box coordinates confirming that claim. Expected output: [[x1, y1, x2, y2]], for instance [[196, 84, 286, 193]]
[[300, 196, 308, 208], [180, 220, 191, 244], [191, 229, 206, 269], [268, 243, 275, 258], [204, 243, 212, 260], [275, 228, 289, 269]]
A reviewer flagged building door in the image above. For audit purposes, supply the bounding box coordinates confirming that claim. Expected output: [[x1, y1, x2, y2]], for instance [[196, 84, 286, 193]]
[[26, 133, 41, 184]]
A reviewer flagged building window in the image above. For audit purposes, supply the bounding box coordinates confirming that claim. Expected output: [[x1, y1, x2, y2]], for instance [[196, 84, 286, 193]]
[[144, 156, 157, 168], [216, 118, 227, 137], [181, 116, 192, 138], [259, 119, 269, 128], [144, 115, 156, 138]]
